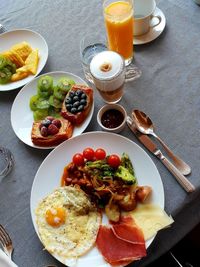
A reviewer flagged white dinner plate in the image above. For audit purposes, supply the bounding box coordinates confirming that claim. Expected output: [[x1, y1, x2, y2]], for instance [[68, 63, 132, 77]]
[[0, 29, 48, 91], [133, 7, 166, 45], [30, 132, 164, 267], [11, 71, 94, 149]]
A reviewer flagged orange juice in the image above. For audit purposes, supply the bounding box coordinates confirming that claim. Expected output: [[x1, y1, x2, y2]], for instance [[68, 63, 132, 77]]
[[104, 0, 133, 65]]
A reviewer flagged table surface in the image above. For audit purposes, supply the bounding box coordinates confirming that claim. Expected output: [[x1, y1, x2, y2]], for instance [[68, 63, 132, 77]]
[[0, 0, 200, 266]]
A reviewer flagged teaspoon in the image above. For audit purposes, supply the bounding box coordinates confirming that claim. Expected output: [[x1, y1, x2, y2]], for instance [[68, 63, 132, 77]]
[[131, 110, 191, 176]]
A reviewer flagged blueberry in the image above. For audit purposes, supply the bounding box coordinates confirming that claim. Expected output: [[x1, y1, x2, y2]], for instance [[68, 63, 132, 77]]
[[73, 95, 79, 102], [66, 104, 72, 111], [77, 105, 84, 112], [81, 93, 87, 99], [75, 90, 82, 96], [71, 107, 77, 113], [65, 97, 72, 104], [73, 101, 80, 108], [80, 99, 87, 106], [69, 91, 75, 97], [41, 119, 51, 127]]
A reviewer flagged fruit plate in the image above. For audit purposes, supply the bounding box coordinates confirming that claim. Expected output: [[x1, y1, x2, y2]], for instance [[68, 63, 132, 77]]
[[30, 131, 165, 267], [11, 71, 94, 149], [0, 29, 48, 91]]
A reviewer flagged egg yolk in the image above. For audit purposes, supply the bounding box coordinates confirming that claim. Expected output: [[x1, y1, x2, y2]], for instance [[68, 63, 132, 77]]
[[45, 207, 66, 227]]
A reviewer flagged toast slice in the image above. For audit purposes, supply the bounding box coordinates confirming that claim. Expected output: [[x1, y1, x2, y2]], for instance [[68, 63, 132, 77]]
[[31, 117, 73, 147], [61, 85, 93, 125]]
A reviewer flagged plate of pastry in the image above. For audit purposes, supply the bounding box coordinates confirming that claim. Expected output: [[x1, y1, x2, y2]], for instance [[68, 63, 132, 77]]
[[0, 29, 48, 91], [11, 71, 94, 149]]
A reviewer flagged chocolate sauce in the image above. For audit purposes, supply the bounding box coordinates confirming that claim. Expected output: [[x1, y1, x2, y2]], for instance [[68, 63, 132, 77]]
[[101, 109, 124, 129]]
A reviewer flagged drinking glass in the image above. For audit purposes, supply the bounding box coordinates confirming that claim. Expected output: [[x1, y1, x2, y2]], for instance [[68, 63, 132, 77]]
[[90, 51, 126, 104], [80, 33, 107, 83], [103, 0, 134, 66], [0, 147, 14, 182]]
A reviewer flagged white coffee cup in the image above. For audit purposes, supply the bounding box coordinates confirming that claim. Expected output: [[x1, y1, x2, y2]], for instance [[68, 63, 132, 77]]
[[134, 0, 162, 36]]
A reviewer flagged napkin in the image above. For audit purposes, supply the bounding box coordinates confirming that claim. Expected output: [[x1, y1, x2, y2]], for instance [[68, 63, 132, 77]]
[[0, 249, 18, 267]]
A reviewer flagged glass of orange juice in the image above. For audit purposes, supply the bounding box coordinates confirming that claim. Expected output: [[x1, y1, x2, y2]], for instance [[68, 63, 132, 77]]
[[103, 0, 134, 66]]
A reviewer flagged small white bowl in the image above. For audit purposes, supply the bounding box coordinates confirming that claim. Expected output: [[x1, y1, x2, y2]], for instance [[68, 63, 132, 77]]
[[97, 104, 127, 133]]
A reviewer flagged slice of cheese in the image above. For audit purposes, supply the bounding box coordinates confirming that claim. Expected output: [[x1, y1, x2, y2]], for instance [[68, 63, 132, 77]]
[[127, 204, 174, 241]]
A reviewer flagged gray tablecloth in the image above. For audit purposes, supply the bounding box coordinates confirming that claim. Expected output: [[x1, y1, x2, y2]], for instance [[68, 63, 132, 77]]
[[0, 0, 200, 266]]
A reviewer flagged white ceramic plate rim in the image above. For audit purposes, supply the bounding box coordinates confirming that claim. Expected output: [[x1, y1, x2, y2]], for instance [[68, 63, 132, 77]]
[[30, 131, 165, 267], [133, 7, 166, 45], [0, 28, 48, 91], [11, 71, 94, 149]]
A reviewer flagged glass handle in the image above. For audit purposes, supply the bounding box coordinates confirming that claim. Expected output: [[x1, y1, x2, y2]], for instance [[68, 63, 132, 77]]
[[125, 64, 142, 82]]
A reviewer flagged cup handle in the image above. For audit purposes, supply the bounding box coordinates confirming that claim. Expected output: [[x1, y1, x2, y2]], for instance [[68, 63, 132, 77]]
[[125, 64, 142, 82], [150, 15, 162, 28]]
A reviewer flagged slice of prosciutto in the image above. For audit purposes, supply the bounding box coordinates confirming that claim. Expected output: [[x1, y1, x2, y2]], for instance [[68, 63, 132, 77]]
[[112, 216, 145, 245], [96, 216, 146, 266]]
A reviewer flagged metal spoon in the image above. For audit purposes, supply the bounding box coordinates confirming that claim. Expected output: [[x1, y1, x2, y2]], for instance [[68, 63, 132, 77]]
[[132, 110, 191, 176]]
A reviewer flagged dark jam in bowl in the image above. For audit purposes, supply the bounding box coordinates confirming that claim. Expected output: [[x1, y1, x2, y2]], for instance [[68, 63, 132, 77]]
[[101, 109, 124, 129]]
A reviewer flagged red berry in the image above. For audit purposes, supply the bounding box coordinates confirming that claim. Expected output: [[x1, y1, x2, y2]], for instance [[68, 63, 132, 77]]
[[47, 124, 59, 135], [52, 119, 62, 129], [40, 126, 48, 137]]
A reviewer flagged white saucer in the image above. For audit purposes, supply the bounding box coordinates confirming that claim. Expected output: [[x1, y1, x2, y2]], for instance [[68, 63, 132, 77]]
[[133, 7, 166, 45]]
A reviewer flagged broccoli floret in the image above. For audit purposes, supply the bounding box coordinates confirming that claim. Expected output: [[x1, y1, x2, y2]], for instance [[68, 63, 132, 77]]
[[121, 153, 135, 176], [115, 165, 136, 185], [85, 160, 114, 179]]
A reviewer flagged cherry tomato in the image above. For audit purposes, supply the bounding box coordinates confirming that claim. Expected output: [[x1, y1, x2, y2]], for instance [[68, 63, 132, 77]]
[[83, 147, 95, 160], [95, 148, 106, 160], [107, 154, 121, 168], [72, 153, 84, 166]]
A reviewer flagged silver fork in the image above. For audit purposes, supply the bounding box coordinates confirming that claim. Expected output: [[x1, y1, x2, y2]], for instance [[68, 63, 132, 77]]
[[0, 224, 13, 259]]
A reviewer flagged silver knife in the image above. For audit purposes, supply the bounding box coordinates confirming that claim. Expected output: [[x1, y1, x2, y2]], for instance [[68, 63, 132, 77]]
[[127, 116, 195, 193]]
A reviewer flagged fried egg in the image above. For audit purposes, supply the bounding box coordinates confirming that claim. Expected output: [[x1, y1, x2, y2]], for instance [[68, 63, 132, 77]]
[[35, 186, 101, 265]]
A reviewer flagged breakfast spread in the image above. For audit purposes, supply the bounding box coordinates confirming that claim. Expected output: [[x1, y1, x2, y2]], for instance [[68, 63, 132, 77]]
[[0, 41, 39, 83]]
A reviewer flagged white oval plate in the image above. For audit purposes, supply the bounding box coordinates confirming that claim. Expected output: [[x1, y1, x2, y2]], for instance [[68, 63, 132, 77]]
[[0, 29, 48, 91], [11, 71, 94, 149], [30, 132, 164, 267], [133, 7, 166, 45]]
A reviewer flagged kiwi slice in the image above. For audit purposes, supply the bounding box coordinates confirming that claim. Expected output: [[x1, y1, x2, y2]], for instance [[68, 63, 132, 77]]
[[33, 109, 48, 121], [36, 99, 50, 110], [56, 77, 75, 93], [53, 86, 66, 100], [29, 95, 39, 111], [0, 55, 8, 70], [0, 67, 12, 84], [37, 76, 53, 97], [49, 95, 62, 109]]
